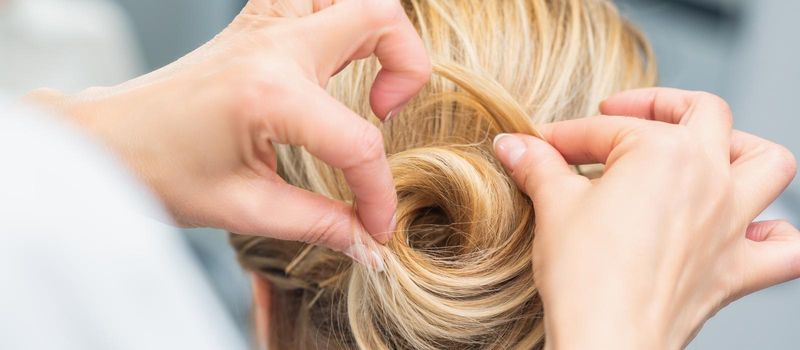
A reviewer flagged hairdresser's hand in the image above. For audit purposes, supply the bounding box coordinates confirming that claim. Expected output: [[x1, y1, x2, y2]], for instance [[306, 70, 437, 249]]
[[493, 88, 799, 350], [25, 0, 430, 260]]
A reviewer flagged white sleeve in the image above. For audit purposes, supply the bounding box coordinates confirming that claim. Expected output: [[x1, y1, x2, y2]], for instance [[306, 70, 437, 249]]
[[0, 99, 248, 350]]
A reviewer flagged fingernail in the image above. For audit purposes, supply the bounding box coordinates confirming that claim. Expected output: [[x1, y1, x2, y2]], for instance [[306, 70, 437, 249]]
[[493, 133, 527, 167], [384, 212, 397, 243], [344, 243, 386, 273], [371, 249, 386, 272], [384, 103, 407, 122]]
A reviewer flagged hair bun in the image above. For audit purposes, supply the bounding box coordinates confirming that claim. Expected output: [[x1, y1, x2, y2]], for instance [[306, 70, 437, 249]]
[[347, 145, 544, 350]]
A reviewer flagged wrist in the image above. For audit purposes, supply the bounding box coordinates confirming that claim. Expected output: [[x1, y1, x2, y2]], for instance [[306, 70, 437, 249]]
[[23, 87, 110, 130], [25, 85, 177, 213], [542, 300, 671, 350], [23, 86, 149, 179]]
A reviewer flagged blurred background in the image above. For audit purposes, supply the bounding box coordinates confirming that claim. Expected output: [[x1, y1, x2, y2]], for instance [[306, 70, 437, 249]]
[[1, 0, 797, 348]]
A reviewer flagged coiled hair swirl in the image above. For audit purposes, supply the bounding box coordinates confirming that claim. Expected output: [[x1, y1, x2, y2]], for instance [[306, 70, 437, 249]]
[[231, 0, 656, 349]]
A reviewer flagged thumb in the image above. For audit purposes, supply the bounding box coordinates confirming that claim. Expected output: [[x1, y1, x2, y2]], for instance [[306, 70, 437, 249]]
[[741, 220, 800, 296], [492, 133, 589, 202]]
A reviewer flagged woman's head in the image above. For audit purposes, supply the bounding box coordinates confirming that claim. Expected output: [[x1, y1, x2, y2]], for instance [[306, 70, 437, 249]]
[[231, 0, 656, 349]]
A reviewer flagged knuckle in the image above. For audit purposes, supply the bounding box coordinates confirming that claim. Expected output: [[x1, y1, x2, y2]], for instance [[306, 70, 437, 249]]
[[695, 91, 731, 110], [773, 220, 794, 232], [695, 91, 733, 121], [227, 62, 284, 117], [644, 129, 694, 156], [358, 0, 404, 28], [353, 123, 386, 165], [370, 178, 398, 205], [764, 144, 798, 181], [643, 130, 716, 176], [410, 60, 434, 84], [303, 207, 348, 246]]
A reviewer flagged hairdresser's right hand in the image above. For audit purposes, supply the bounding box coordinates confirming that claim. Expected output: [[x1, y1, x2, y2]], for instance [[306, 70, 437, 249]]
[[26, 0, 430, 262], [493, 88, 800, 350]]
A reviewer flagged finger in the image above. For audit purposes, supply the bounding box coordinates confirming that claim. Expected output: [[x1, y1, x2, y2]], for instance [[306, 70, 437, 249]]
[[493, 133, 589, 203], [219, 177, 384, 271], [741, 220, 800, 296], [536, 116, 656, 165], [268, 83, 396, 244], [300, 0, 432, 119], [730, 130, 797, 220], [600, 88, 733, 162]]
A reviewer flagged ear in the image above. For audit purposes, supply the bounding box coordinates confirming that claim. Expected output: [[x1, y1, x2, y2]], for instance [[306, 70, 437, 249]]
[[251, 274, 272, 349]]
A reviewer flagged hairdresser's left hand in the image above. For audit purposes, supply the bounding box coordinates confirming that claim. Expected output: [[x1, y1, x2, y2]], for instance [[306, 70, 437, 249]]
[[25, 0, 431, 259], [493, 88, 799, 349]]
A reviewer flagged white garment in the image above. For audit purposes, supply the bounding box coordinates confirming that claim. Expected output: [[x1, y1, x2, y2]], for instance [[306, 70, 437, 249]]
[[0, 0, 143, 96], [0, 99, 247, 350]]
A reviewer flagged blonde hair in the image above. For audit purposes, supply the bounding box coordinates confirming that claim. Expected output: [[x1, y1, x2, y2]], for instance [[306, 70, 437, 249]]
[[231, 0, 656, 349]]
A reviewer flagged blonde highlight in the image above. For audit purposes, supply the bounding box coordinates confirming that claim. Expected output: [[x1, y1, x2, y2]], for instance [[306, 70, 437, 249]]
[[232, 0, 656, 349]]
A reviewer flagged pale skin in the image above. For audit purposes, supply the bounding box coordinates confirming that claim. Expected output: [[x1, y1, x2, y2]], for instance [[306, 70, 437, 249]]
[[23, 0, 799, 347], [246, 87, 800, 349], [494, 88, 800, 349], [27, 0, 432, 266]]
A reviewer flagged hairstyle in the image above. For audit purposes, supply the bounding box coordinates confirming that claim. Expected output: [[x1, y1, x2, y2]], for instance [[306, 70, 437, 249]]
[[231, 0, 656, 349]]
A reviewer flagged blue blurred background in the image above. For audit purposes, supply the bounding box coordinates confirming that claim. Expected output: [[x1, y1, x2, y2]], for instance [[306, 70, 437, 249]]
[[1, 0, 797, 348]]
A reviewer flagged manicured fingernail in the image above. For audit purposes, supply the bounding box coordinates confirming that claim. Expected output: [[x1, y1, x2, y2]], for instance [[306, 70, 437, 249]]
[[493, 133, 527, 167], [344, 243, 385, 272]]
